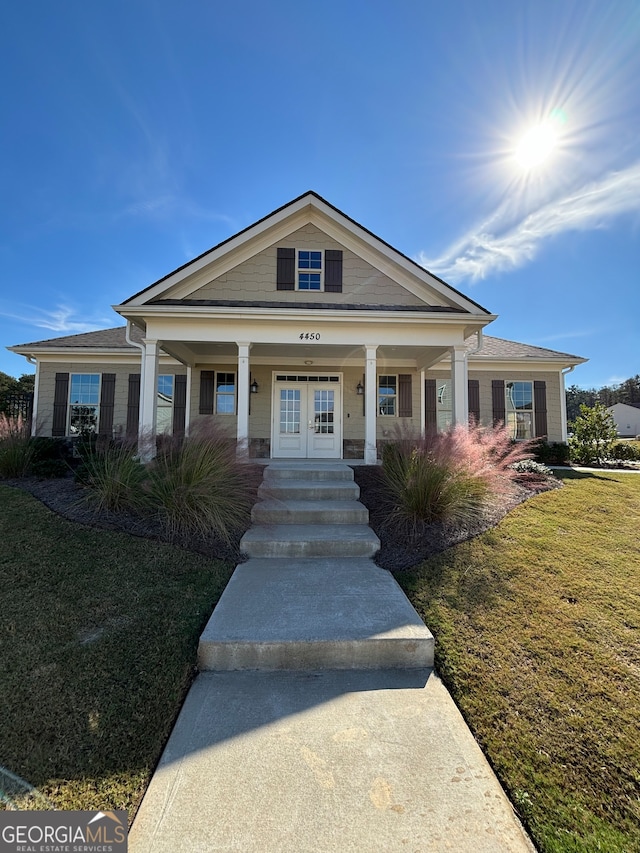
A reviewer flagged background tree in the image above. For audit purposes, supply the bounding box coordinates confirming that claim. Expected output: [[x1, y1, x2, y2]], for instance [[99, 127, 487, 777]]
[[569, 403, 618, 466]]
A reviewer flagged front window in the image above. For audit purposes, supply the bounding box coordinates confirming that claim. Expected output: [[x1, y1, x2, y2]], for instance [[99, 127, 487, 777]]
[[157, 375, 174, 434], [69, 374, 100, 434], [506, 381, 534, 439], [216, 372, 236, 414], [437, 381, 453, 431], [297, 250, 322, 290], [378, 375, 397, 416]]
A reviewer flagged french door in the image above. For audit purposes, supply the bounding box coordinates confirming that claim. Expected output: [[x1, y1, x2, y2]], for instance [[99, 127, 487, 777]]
[[272, 376, 342, 458]]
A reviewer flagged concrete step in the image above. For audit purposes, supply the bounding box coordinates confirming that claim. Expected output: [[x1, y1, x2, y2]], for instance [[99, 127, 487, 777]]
[[198, 558, 433, 671], [264, 462, 355, 481], [258, 479, 360, 501], [252, 499, 369, 526], [240, 524, 380, 558]]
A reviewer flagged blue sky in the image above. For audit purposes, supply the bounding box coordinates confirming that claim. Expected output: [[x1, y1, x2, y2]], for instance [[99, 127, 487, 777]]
[[1, 0, 638, 388]]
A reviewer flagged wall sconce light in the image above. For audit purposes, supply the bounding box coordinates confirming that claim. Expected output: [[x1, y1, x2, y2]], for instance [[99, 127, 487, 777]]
[[250, 379, 259, 394], [356, 381, 364, 396]]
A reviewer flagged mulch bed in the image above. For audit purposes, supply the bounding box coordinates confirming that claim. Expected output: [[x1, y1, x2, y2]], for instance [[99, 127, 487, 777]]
[[6, 467, 562, 573], [6, 476, 247, 565]]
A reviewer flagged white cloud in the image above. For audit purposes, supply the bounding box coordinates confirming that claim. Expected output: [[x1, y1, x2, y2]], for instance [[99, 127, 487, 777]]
[[0, 304, 112, 335], [419, 160, 640, 282]]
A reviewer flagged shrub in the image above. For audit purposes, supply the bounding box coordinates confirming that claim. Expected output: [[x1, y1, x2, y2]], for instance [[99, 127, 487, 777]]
[[75, 438, 148, 513], [381, 423, 533, 535], [569, 403, 618, 466], [145, 422, 259, 542], [0, 414, 34, 478], [611, 442, 640, 462], [30, 437, 74, 478], [533, 440, 570, 466], [509, 459, 552, 476]]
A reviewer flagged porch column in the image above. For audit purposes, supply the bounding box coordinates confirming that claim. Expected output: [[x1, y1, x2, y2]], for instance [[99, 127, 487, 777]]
[[365, 345, 378, 464], [236, 342, 251, 455], [450, 345, 468, 426], [184, 365, 192, 436], [419, 369, 426, 435], [139, 338, 159, 461]]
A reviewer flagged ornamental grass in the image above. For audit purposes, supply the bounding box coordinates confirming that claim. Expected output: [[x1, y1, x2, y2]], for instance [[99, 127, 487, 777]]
[[145, 421, 259, 542], [0, 413, 34, 479], [381, 422, 533, 535]]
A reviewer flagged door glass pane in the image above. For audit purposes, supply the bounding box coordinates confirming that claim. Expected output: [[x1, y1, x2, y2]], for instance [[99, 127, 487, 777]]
[[314, 390, 334, 434], [280, 389, 301, 434]]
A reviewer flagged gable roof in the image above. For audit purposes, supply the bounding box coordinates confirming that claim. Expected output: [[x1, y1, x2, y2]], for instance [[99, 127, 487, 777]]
[[117, 191, 491, 315], [7, 326, 586, 366]]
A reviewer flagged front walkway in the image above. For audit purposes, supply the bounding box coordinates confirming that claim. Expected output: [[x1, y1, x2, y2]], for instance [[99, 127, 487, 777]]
[[129, 463, 535, 852]]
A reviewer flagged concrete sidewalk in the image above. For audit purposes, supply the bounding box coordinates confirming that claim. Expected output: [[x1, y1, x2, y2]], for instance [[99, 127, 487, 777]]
[[129, 670, 534, 852], [129, 462, 535, 852]]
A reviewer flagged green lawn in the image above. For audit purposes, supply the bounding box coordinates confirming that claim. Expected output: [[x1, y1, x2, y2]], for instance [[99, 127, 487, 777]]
[[398, 471, 640, 853], [0, 485, 234, 820], [2, 474, 639, 851]]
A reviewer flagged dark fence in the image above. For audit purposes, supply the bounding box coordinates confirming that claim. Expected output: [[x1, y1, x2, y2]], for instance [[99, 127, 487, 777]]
[[2, 392, 34, 425]]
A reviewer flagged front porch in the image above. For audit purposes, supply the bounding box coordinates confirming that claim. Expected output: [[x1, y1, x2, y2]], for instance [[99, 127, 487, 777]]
[[133, 334, 476, 464]]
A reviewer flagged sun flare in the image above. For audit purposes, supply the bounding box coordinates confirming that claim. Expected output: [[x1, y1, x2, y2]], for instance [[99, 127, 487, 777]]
[[514, 122, 558, 170]]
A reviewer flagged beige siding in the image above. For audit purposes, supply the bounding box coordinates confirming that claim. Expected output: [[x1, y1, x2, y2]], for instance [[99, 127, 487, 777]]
[[189, 224, 432, 307], [36, 362, 186, 437], [426, 368, 564, 442]]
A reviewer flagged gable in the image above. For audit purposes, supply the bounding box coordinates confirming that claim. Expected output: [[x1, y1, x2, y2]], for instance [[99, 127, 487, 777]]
[[172, 224, 442, 309], [119, 192, 489, 316]]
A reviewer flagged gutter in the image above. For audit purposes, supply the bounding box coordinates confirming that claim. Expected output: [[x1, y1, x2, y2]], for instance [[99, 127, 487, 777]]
[[126, 321, 146, 437]]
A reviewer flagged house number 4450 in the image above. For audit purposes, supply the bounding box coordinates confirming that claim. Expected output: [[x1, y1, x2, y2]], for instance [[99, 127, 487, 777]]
[[299, 332, 321, 340]]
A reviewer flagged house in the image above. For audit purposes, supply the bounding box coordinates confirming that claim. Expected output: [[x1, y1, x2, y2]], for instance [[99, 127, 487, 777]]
[[8, 192, 586, 463], [607, 403, 640, 438]]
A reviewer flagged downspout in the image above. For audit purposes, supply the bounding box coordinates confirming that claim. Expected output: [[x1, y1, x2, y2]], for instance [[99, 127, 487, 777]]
[[26, 356, 39, 437], [560, 365, 576, 443], [125, 321, 146, 437]]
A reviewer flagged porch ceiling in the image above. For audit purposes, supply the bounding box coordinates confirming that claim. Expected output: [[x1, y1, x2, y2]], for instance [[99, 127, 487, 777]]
[[160, 340, 450, 368]]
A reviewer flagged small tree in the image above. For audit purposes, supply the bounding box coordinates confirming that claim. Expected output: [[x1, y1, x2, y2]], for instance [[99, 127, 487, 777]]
[[569, 403, 618, 466]]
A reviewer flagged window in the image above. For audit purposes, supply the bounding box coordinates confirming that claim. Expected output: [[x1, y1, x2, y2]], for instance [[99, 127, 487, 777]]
[[69, 374, 100, 434], [297, 250, 322, 290], [280, 389, 301, 434], [216, 372, 236, 414], [506, 381, 534, 439], [437, 381, 452, 431], [157, 375, 174, 434], [378, 375, 397, 416]]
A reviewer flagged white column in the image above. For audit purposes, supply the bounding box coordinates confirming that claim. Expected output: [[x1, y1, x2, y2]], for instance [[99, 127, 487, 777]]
[[236, 342, 251, 455], [139, 338, 159, 461], [30, 360, 40, 437], [451, 345, 469, 426], [419, 369, 426, 435], [185, 365, 193, 437], [560, 367, 573, 443], [365, 345, 378, 464]]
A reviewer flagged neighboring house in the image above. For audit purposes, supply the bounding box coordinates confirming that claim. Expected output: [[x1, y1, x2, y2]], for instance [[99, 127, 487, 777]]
[[607, 403, 640, 438], [8, 192, 586, 463]]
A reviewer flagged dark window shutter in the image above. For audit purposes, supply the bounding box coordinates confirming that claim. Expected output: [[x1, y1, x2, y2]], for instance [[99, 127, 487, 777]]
[[492, 379, 506, 426], [468, 379, 480, 425], [425, 379, 437, 434], [277, 247, 295, 291], [126, 374, 140, 438], [52, 372, 69, 437], [324, 249, 343, 293], [398, 374, 412, 418], [173, 375, 187, 437], [362, 374, 366, 417], [199, 370, 215, 415], [534, 380, 548, 438], [98, 373, 116, 437]]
